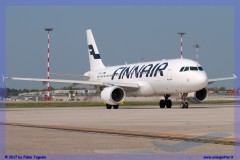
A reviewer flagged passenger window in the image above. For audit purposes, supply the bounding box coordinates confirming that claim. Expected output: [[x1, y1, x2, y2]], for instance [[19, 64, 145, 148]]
[[190, 67, 198, 71], [198, 67, 203, 71], [180, 67, 185, 72], [184, 67, 189, 71]]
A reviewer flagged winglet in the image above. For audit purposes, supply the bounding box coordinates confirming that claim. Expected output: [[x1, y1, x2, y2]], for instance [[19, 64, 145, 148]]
[[233, 74, 237, 79]]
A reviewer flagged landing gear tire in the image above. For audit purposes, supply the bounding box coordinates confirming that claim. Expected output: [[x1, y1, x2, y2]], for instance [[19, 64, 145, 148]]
[[185, 102, 189, 108], [180, 93, 189, 109], [180, 102, 189, 109], [159, 94, 172, 109], [166, 99, 172, 108], [106, 104, 112, 109], [113, 105, 119, 109], [159, 100, 166, 108]]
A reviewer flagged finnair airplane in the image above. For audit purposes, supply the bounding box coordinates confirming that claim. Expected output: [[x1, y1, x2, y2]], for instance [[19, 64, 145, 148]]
[[7, 29, 237, 109]]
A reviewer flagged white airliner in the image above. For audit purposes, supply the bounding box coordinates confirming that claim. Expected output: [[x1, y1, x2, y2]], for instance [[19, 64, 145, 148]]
[[7, 29, 237, 109]]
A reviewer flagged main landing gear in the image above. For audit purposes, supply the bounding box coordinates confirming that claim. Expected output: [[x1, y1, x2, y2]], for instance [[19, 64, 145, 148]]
[[106, 104, 119, 109], [159, 94, 172, 109], [180, 93, 189, 109]]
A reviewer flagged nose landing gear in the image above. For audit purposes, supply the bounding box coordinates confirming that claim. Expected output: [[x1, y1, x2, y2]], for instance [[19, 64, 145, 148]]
[[159, 94, 172, 108], [180, 93, 189, 109], [180, 101, 189, 108]]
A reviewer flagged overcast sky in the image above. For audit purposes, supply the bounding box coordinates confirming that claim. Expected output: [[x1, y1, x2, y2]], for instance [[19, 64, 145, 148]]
[[6, 6, 235, 89]]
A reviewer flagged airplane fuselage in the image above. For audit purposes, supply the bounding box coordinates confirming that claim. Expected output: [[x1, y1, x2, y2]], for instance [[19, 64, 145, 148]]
[[85, 58, 208, 96]]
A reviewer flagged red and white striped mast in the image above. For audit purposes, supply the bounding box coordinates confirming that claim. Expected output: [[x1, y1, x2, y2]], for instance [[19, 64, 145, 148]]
[[193, 43, 200, 63], [178, 32, 186, 59], [44, 28, 53, 101]]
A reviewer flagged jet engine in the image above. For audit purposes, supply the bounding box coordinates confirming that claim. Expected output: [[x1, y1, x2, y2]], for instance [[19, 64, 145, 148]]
[[186, 88, 208, 103], [100, 86, 125, 105]]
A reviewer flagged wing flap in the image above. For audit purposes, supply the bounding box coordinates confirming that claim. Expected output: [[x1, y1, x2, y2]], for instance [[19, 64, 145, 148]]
[[50, 73, 90, 80]]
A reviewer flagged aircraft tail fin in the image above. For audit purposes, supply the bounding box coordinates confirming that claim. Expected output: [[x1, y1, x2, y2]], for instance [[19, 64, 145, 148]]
[[86, 29, 105, 71]]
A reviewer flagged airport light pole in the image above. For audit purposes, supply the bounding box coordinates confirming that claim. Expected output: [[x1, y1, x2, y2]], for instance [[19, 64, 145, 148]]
[[193, 43, 200, 63], [44, 28, 53, 101], [178, 32, 186, 59]]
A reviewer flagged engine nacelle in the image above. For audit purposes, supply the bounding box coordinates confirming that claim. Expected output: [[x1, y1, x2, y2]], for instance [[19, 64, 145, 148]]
[[100, 86, 125, 105], [186, 88, 208, 103]]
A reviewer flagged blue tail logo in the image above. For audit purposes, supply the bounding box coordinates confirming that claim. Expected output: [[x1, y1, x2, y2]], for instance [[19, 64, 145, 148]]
[[88, 45, 101, 59]]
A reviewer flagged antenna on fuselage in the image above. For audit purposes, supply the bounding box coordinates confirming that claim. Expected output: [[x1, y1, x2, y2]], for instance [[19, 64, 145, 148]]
[[193, 43, 200, 63], [178, 32, 186, 59]]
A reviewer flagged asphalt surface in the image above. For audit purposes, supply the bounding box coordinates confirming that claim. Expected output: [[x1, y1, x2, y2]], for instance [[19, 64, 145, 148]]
[[3, 104, 239, 155]]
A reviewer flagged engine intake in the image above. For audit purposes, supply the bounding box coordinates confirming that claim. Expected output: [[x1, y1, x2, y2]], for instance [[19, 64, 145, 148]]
[[100, 86, 125, 105], [186, 88, 208, 103]]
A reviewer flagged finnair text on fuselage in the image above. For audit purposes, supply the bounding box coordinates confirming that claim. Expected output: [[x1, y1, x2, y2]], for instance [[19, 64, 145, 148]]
[[111, 62, 168, 80]]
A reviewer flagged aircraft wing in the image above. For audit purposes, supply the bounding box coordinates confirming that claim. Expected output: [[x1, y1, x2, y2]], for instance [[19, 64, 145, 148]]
[[6, 77, 139, 90], [208, 74, 237, 85], [50, 73, 90, 80]]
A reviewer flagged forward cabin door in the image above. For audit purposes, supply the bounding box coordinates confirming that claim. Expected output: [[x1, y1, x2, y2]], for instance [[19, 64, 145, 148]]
[[167, 61, 178, 80]]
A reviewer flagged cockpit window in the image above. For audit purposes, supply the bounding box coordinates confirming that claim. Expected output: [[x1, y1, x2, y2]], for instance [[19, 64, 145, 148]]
[[198, 67, 204, 71], [180, 66, 203, 72], [190, 67, 198, 71], [180, 67, 185, 72], [184, 67, 189, 71]]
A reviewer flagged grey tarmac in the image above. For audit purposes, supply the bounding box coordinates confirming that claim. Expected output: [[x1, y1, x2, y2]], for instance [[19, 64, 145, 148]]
[[3, 104, 239, 154]]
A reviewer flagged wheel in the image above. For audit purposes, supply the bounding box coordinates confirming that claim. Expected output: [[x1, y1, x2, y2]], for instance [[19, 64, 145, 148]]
[[113, 105, 119, 109], [106, 104, 112, 109], [159, 100, 165, 108], [185, 102, 189, 108], [166, 99, 172, 108], [180, 102, 184, 109], [180, 102, 185, 109], [180, 102, 189, 109]]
